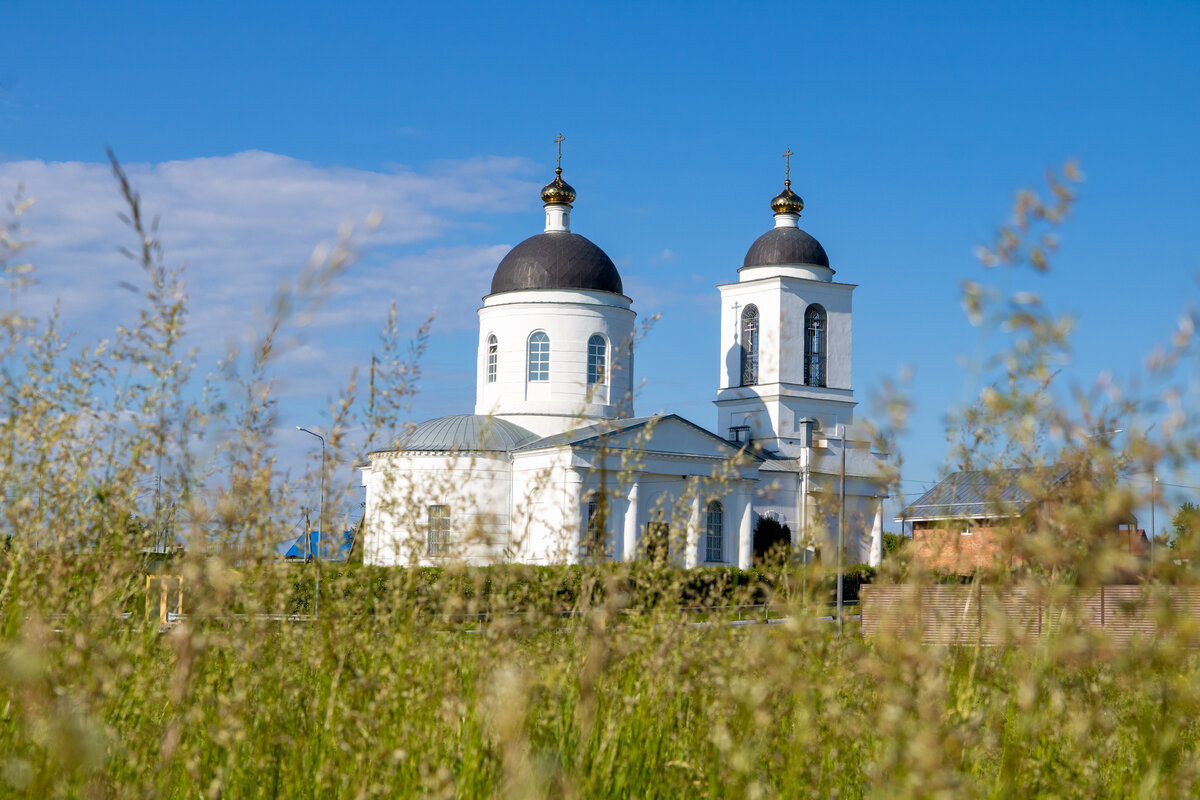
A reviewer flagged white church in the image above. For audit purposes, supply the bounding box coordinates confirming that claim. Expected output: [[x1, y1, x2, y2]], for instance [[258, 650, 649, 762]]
[[360, 148, 886, 569]]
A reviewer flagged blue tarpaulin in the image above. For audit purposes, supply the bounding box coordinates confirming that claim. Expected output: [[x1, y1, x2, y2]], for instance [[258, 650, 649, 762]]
[[282, 529, 354, 562]]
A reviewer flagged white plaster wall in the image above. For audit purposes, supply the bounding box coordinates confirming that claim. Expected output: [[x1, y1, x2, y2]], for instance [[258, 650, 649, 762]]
[[361, 451, 512, 566], [508, 449, 577, 563], [778, 279, 853, 390], [476, 289, 635, 436], [715, 277, 854, 393]]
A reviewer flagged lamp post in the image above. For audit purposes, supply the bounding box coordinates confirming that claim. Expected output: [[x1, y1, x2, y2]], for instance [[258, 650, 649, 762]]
[[297, 426, 325, 619], [837, 423, 846, 638]]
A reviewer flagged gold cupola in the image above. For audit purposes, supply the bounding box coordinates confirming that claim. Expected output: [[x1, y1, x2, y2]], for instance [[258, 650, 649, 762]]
[[771, 147, 804, 216], [770, 179, 804, 215], [541, 167, 576, 206]]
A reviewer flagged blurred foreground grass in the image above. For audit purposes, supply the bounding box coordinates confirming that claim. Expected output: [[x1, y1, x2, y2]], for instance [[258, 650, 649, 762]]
[[3, 158, 1199, 797], [3, 563, 1200, 798]]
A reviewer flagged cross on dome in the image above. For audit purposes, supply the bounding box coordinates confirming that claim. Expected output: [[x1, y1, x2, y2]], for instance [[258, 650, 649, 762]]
[[770, 146, 804, 217], [541, 132, 576, 207]]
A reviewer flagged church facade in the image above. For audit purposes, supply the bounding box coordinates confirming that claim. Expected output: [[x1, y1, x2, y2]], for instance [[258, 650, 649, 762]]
[[360, 152, 886, 569]]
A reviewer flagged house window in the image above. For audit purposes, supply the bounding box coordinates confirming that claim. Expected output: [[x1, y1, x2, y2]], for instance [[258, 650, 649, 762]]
[[528, 331, 550, 382], [804, 304, 826, 388], [427, 505, 450, 556], [706, 501, 725, 562], [486, 334, 498, 383], [587, 334, 607, 386], [740, 304, 759, 386]]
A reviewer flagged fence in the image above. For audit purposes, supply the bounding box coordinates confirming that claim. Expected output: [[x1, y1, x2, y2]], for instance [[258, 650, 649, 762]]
[[861, 584, 1200, 645]]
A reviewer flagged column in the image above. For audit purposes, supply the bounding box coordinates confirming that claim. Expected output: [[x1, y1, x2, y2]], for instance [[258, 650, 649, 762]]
[[685, 477, 702, 569], [736, 481, 754, 569], [622, 478, 640, 561], [868, 497, 883, 567], [565, 469, 583, 563]]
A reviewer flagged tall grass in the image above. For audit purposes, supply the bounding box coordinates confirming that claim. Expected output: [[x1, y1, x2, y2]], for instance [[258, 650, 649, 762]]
[[1, 158, 1199, 798]]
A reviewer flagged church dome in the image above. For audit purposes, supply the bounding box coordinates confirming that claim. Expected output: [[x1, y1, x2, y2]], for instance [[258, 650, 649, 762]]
[[491, 232, 623, 295], [386, 414, 537, 453], [743, 226, 830, 269]]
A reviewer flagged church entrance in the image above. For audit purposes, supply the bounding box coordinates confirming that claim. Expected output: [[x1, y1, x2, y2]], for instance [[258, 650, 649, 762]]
[[641, 521, 670, 563]]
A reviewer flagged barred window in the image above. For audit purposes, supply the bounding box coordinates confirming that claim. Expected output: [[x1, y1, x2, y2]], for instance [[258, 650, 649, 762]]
[[587, 334, 607, 386], [706, 501, 724, 563], [427, 505, 450, 556], [528, 331, 550, 382], [740, 304, 759, 386], [486, 334, 498, 383], [804, 304, 826, 388]]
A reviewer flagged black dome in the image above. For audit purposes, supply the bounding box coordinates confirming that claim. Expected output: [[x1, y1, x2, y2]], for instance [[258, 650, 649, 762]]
[[742, 227, 830, 270], [491, 232, 623, 295]]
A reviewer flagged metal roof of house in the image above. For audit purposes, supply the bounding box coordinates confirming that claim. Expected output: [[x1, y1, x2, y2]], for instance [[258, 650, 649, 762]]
[[897, 466, 1071, 522]]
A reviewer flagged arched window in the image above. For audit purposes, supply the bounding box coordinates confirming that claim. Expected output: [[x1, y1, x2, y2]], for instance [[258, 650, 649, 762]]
[[804, 304, 826, 388], [581, 491, 606, 559], [527, 331, 550, 382], [740, 304, 759, 386], [706, 501, 724, 563], [587, 334, 607, 386], [486, 334, 498, 383]]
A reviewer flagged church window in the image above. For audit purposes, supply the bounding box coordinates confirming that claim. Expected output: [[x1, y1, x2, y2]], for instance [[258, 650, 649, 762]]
[[427, 505, 450, 556], [804, 304, 826, 387], [706, 501, 725, 562], [528, 331, 550, 382], [740, 304, 759, 386], [587, 334, 607, 386], [486, 335, 498, 383], [581, 492, 606, 559]]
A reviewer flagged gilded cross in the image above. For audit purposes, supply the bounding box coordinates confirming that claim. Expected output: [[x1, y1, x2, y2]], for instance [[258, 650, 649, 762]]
[[782, 148, 793, 182], [554, 133, 566, 170]]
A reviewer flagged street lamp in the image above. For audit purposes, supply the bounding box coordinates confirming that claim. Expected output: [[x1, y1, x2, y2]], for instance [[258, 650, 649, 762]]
[[297, 426, 325, 619]]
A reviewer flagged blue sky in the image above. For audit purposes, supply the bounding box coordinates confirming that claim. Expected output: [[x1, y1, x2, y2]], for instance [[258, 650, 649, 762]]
[[3, 1, 1199, 530]]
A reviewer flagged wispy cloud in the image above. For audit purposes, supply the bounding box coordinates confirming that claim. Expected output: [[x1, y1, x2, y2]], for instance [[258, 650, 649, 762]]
[[0, 150, 540, 424]]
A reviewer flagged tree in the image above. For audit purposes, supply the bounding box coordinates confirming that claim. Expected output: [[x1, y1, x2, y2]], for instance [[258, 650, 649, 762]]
[[753, 515, 791, 566], [1167, 502, 1200, 551]]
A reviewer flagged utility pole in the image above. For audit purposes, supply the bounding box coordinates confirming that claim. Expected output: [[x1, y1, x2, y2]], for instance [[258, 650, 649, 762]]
[[1151, 469, 1158, 561], [297, 427, 326, 619]]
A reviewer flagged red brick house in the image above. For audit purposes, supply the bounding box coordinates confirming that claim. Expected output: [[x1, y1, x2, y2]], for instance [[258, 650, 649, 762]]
[[896, 467, 1146, 574]]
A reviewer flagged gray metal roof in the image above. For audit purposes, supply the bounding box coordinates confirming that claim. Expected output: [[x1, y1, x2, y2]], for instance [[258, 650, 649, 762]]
[[897, 466, 1070, 522], [490, 232, 623, 295], [742, 226, 831, 270], [382, 415, 537, 453], [514, 414, 760, 459], [514, 416, 660, 451]]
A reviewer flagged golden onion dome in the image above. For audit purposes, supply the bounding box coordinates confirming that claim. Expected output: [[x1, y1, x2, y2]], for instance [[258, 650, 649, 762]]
[[541, 168, 576, 206], [770, 179, 804, 215]]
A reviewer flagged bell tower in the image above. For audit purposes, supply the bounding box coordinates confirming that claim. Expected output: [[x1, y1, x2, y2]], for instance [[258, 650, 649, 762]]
[[714, 153, 857, 456]]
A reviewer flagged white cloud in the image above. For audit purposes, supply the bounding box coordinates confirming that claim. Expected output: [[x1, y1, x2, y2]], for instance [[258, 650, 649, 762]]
[[0, 150, 539, 427]]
